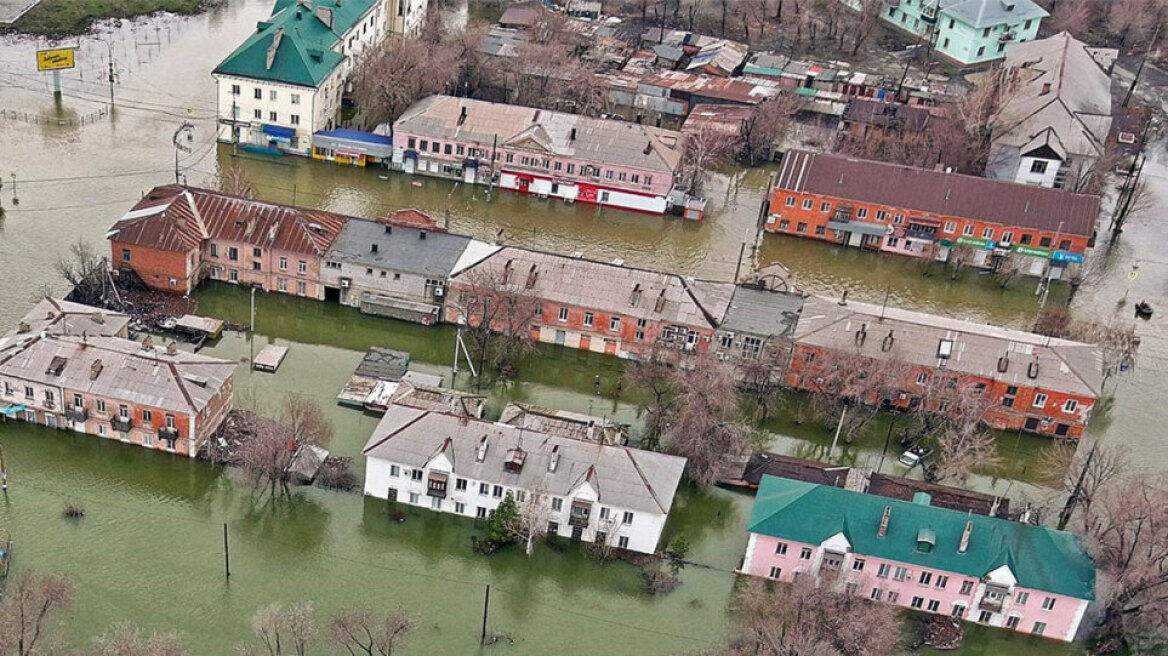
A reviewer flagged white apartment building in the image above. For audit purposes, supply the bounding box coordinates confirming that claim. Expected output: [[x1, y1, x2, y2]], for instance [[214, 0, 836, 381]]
[[362, 405, 687, 554], [387, 0, 428, 36], [212, 0, 388, 155]]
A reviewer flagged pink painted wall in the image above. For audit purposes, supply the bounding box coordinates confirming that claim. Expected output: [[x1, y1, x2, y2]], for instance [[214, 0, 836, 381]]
[[743, 532, 1089, 642]]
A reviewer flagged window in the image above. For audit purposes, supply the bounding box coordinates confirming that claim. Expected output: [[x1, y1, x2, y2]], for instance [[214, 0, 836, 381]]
[[96, 399, 106, 414], [916, 372, 929, 385], [877, 564, 891, 579], [230, 84, 241, 95], [875, 210, 888, 221], [1033, 393, 1048, 408], [121, 248, 131, 262], [456, 478, 468, 491], [856, 208, 869, 219], [815, 225, 826, 236], [290, 114, 300, 125], [1003, 615, 1021, 629], [978, 610, 993, 623], [799, 547, 812, 561], [911, 597, 924, 609], [558, 307, 569, 322], [887, 591, 899, 604], [1021, 233, 1033, 245], [252, 261, 261, 271], [1025, 19, 1033, 29], [143, 432, 153, 447], [1063, 399, 1078, 413], [1030, 160, 1048, 174], [269, 111, 277, 122], [977, 46, 986, 57], [142, 410, 153, 424], [893, 567, 909, 582], [1001, 231, 1014, 244], [389, 465, 400, 477], [953, 605, 966, 618], [209, 244, 219, 258], [1060, 239, 1072, 251], [409, 492, 420, 504], [228, 247, 239, 261], [794, 221, 808, 234], [785, 196, 796, 207], [277, 278, 287, 292], [919, 572, 933, 586], [298, 260, 307, 274], [845, 582, 859, 595], [779, 219, 790, 230], [1015, 591, 1029, 605], [551, 497, 563, 512], [936, 575, 949, 589], [410, 469, 423, 481], [927, 600, 940, 612], [801, 198, 813, 210], [1041, 597, 1056, 611], [887, 237, 899, 248], [605, 170, 613, 180], [253, 88, 262, 99], [769, 566, 781, 579], [774, 542, 788, 556], [943, 221, 957, 233], [820, 201, 831, 212], [444, 144, 452, 155], [599, 507, 609, 520], [476, 507, 487, 519], [1033, 622, 1046, 636], [492, 485, 503, 498], [582, 312, 593, 328], [455, 502, 465, 514], [618, 536, 629, 549], [960, 580, 974, 595], [622, 511, 634, 525], [291, 93, 300, 104], [852, 558, 865, 571], [982, 227, 994, 239], [609, 317, 620, 332], [870, 588, 882, 601], [962, 224, 975, 236], [1040, 236, 1052, 247], [431, 142, 439, 153], [119, 404, 129, 418]]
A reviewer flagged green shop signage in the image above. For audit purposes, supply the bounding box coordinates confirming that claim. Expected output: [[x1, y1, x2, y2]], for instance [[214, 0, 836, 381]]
[[1012, 244, 1052, 258], [956, 236, 996, 250]]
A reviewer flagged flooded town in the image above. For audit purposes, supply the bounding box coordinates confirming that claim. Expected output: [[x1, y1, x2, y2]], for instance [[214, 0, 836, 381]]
[[1, 0, 1168, 654]]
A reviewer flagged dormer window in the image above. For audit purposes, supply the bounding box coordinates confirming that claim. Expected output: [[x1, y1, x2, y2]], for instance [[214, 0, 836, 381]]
[[916, 528, 936, 553], [504, 448, 526, 473]]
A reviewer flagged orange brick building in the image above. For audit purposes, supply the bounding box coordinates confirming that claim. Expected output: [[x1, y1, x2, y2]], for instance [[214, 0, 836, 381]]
[[788, 296, 1102, 438], [766, 151, 1100, 279], [108, 185, 349, 298], [444, 247, 735, 360]]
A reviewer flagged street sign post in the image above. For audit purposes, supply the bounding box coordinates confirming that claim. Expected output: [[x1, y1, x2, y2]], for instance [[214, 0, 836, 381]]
[[36, 47, 76, 99]]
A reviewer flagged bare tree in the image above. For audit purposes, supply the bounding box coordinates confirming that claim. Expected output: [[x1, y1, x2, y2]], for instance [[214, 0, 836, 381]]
[[740, 94, 800, 165], [1038, 440, 1128, 531], [451, 265, 542, 382], [931, 423, 1000, 484], [678, 123, 739, 196], [801, 349, 906, 444], [90, 622, 188, 656], [1047, 0, 1092, 37], [846, 0, 884, 55], [0, 571, 73, 656], [217, 164, 255, 199], [623, 350, 678, 449], [506, 487, 551, 556], [1107, 0, 1155, 47], [56, 238, 108, 307], [328, 607, 414, 656], [1036, 312, 1140, 392], [238, 393, 334, 497], [1085, 478, 1168, 654], [705, 576, 902, 656], [738, 343, 788, 422], [662, 357, 747, 484], [282, 392, 334, 452], [241, 602, 317, 656]]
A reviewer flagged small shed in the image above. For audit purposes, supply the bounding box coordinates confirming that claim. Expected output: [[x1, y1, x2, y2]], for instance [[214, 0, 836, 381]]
[[252, 344, 289, 372], [175, 315, 224, 340]]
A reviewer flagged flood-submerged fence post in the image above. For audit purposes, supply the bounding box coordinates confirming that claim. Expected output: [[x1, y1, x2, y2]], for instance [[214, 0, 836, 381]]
[[480, 584, 490, 644], [223, 523, 231, 579]]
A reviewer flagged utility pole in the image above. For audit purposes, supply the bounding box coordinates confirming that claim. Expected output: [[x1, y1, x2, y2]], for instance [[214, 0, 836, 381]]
[[1033, 220, 1064, 330], [1124, 23, 1160, 108], [223, 523, 231, 578], [173, 121, 195, 185], [829, 406, 847, 460], [479, 585, 491, 645]]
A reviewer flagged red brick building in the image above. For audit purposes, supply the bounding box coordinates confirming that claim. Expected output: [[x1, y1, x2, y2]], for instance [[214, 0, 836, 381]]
[[444, 247, 734, 359], [788, 296, 1103, 438], [766, 150, 1100, 279], [108, 186, 350, 298]]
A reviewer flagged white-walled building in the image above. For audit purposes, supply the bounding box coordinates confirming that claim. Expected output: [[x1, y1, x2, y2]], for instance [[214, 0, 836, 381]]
[[386, 0, 428, 36], [362, 405, 687, 554], [212, 0, 388, 156]]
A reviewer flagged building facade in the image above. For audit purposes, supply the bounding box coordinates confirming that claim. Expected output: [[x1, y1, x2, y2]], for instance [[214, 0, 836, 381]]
[[386, 0, 428, 36], [362, 405, 686, 554], [392, 95, 684, 214], [787, 295, 1103, 438], [213, 0, 388, 156], [444, 246, 734, 360], [108, 185, 349, 299], [767, 150, 1099, 279], [0, 299, 235, 457], [874, 0, 1046, 66], [742, 475, 1094, 642]]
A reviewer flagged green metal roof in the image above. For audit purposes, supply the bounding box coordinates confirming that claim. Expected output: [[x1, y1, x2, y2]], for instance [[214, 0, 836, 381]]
[[212, 0, 377, 87], [748, 476, 1095, 600]]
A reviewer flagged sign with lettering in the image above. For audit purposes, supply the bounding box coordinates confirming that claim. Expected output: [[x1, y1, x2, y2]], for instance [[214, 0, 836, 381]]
[[36, 48, 75, 71], [1012, 244, 1052, 258], [956, 236, 996, 250], [1052, 250, 1084, 264]]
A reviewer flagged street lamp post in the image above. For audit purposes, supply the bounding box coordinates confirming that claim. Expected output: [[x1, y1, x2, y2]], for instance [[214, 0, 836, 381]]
[[172, 121, 195, 185]]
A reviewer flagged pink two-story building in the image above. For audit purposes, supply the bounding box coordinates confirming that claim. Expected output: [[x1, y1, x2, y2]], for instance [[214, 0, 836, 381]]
[[741, 475, 1095, 643], [392, 95, 684, 215]]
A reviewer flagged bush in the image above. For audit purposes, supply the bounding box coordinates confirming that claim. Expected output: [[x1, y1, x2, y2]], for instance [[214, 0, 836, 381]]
[[640, 562, 680, 596], [315, 457, 358, 491]]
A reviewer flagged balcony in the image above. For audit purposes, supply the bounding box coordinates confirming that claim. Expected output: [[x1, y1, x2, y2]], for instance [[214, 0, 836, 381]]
[[159, 425, 180, 442], [111, 416, 133, 432], [64, 406, 88, 423], [426, 473, 448, 499], [569, 500, 592, 528], [979, 585, 1008, 612]]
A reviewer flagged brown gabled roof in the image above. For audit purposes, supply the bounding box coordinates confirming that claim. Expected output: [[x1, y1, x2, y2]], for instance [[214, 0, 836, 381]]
[[867, 473, 1010, 518], [741, 452, 851, 488], [775, 150, 1100, 237], [108, 185, 350, 256]]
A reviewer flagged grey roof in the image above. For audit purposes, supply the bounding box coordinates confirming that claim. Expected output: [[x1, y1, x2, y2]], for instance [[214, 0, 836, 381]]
[[363, 406, 687, 515], [354, 347, 411, 381], [499, 402, 625, 445], [453, 247, 734, 330], [0, 334, 234, 413], [721, 288, 804, 338], [794, 296, 1104, 398], [395, 95, 684, 174], [479, 26, 527, 58], [390, 381, 485, 416], [939, 0, 1047, 28], [3, 298, 129, 340], [992, 32, 1115, 161], [652, 44, 683, 62], [326, 217, 475, 277]]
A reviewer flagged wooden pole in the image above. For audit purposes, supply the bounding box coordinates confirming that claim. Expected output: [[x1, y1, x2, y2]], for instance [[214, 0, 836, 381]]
[[479, 584, 490, 644], [223, 523, 231, 579]]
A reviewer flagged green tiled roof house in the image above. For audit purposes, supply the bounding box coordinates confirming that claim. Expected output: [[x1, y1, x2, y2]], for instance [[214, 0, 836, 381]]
[[845, 0, 1047, 66], [741, 475, 1094, 642], [212, 0, 388, 155]]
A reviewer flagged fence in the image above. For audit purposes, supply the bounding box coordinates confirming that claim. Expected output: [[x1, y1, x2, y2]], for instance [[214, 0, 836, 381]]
[[0, 106, 110, 127]]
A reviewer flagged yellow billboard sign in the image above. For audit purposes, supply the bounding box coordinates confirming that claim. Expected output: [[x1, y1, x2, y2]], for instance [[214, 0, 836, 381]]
[[36, 48, 75, 71]]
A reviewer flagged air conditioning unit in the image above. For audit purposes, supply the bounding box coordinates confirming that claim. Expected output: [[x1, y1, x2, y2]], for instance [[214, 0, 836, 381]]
[[433, 285, 445, 297], [340, 278, 351, 288]]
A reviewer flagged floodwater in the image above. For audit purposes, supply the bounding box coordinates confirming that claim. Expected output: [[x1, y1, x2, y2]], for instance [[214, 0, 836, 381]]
[[0, 0, 1164, 653]]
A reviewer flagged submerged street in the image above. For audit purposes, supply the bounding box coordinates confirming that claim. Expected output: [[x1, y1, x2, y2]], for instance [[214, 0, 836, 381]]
[[0, 1, 1165, 654]]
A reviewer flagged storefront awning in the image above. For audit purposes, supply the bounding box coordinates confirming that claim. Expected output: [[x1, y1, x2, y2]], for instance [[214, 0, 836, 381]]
[[312, 129, 394, 158], [262, 124, 295, 143], [462, 158, 479, 169], [827, 221, 888, 237]]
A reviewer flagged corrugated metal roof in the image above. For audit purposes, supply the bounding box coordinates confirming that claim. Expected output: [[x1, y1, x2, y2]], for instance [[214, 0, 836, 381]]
[[775, 150, 1099, 236]]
